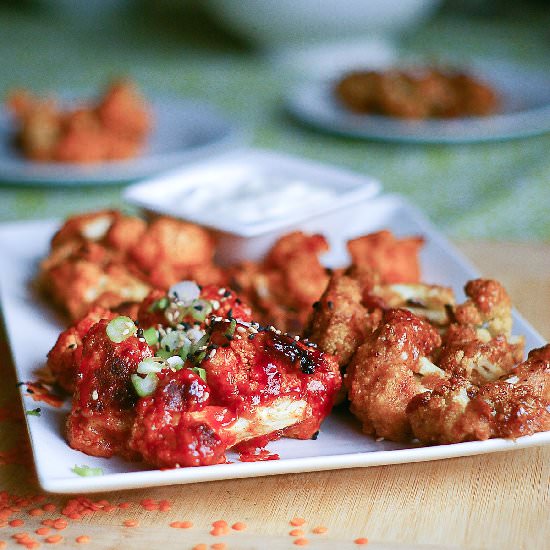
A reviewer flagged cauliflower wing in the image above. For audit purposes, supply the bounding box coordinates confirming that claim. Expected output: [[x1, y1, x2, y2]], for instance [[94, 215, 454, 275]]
[[346, 308, 445, 441], [408, 345, 550, 444], [347, 230, 424, 284], [66, 319, 152, 459], [305, 273, 373, 368]]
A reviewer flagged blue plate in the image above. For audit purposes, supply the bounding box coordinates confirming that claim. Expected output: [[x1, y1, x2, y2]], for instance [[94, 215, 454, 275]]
[[286, 61, 550, 143], [0, 96, 245, 185]]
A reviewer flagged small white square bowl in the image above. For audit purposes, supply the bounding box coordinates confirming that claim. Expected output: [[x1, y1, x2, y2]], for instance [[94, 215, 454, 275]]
[[123, 148, 381, 262]]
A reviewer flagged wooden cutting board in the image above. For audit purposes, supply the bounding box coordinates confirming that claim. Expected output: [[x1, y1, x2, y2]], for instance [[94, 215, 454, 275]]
[[0, 241, 548, 550]]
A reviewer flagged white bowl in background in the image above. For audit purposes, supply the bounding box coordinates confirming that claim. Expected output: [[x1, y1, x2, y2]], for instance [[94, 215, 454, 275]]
[[201, 0, 442, 47]]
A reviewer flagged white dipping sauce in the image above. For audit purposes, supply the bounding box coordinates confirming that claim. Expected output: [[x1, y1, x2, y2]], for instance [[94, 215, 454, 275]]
[[177, 174, 338, 226]]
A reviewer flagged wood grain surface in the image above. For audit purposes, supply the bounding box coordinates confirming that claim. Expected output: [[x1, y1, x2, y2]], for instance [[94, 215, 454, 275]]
[[0, 241, 548, 550]]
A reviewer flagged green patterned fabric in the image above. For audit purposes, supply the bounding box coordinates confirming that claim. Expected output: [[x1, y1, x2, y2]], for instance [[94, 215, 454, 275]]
[[0, 3, 549, 241]]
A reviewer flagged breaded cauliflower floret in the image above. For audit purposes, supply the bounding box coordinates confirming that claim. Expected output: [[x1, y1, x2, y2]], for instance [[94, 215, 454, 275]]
[[347, 230, 424, 284], [130, 217, 215, 276], [305, 273, 373, 368], [438, 279, 524, 383], [454, 279, 513, 338], [50, 210, 119, 249], [369, 282, 455, 327], [437, 324, 524, 384], [44, 253, 150, 320], [408, 344, 550, 444], [229, 232, 330, 333], [346, 308, 446, 441]]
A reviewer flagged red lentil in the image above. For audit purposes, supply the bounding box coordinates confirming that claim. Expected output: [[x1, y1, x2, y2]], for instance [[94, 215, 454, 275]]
[[41, 520, 53, 527], [312, 526, 328, 534], [294, 538, 310, 546], [192, 545, 207, 550], [211, 544, 227, 550], [118, 502, 131, 509], [231, 522, 247, 531], [44, 534, 63, 544], [52, 519, 67, 530], [42, 504, 56, 513], [75, 535, 91, 544], [290, 517, 306, 526], [123, 520, 139, 528], [28, 509, 44, 517], [35, 527, 50, 536], [169, 521, 193, 529], [210, 520, 230, 536], [289, 529, 304, 537], [9, 519, 25, 527], [354, 538, 369, 545]]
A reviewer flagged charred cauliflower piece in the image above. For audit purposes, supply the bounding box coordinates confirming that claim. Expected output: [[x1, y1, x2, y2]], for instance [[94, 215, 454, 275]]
[[47, 307, 116, 393], [203, 320, 342, 443], [66, 319, 151, 460]]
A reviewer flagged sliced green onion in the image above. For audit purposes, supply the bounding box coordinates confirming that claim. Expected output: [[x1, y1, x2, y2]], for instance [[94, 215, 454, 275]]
[[178, 339, 191, 362], [106, 316, 137, 343], [26, 408, 41, 416], [137, 357, 164, 374], [148, 296, 169, 312], [192, 350, 207, 365], [160, 330, 190, 353], [131, 373, 158, 397], [189, 333, 209, 356], [166, 355, 184, 370], [71, 464, 104, 477], [225, 318, 237, 338], [189, 299, 213, 322], [191, 367, 207, 382], [156, 349, 172, 360], [143, 327, 159, 346]]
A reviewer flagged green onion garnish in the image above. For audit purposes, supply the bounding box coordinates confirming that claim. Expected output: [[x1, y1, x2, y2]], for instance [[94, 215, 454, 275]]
[[143, 327, 159, 346], [156, 349, 172, 360], [148, 296, 169, 312], [71, 464, 104, 477], [189, 299, 213, 322], [26, 408, 41, 416], [189, 333, 209, 356], [178, 339, 191, 362], [131, 373, 158, 397], [137, 357, 164, 374], [191, 367, 207, 382], [192, 350, 207, 365], [106, 316, 137, 343], [225, 319, 237, 338]]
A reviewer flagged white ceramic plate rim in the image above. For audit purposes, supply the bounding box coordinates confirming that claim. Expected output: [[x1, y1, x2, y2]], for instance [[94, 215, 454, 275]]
[[0, 194, 548, 494]]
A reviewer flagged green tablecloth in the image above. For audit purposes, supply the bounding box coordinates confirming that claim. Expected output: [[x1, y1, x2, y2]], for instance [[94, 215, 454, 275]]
[[1, 2, 549, 241]]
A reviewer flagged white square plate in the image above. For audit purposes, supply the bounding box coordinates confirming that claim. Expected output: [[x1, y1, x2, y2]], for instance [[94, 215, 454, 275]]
[[0, 194, 548, 494]]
